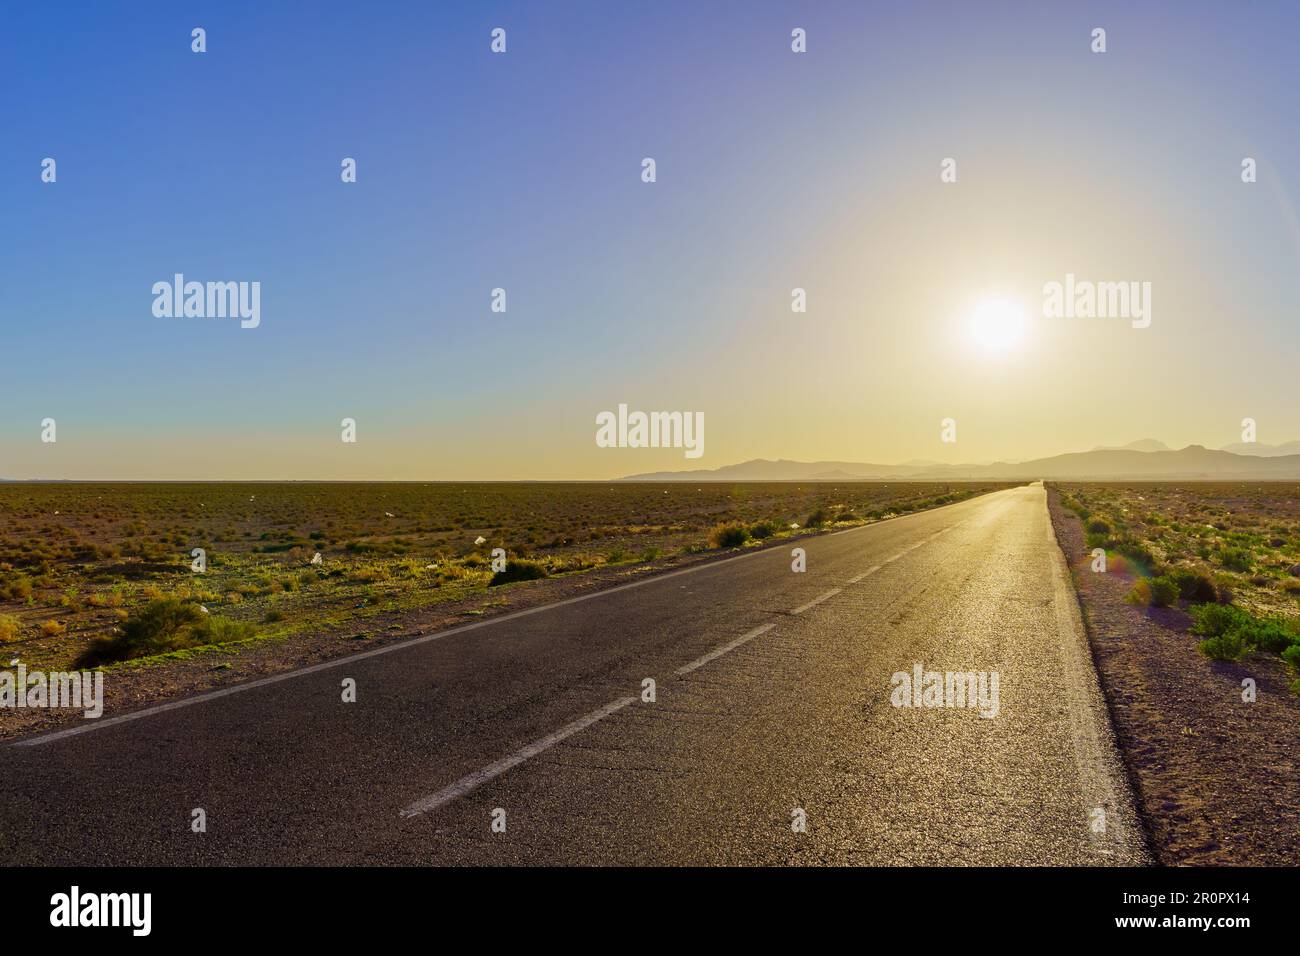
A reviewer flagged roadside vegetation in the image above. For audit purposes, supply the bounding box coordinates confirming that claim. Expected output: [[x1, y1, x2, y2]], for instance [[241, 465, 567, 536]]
[[77, 597, 256, 667], [1058, 483, 1300, 688], [0, 481, 1014, 672]]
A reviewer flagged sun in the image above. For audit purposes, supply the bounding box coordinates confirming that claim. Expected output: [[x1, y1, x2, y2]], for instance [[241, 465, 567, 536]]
[[967, 298, 1028, 353]]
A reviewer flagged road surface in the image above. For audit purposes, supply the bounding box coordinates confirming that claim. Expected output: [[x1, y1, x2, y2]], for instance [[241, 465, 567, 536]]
[[1, 483, 1148, 865]]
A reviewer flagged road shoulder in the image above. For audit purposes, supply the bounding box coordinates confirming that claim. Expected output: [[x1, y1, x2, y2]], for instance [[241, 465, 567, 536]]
[[1046, 486, 1300, 865]]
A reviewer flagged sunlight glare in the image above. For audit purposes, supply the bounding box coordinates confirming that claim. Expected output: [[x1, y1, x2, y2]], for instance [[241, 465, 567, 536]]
[[968, 298, 1028, 353]]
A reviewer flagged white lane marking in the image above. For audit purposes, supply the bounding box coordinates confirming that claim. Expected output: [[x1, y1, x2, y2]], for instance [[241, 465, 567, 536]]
[[847, 564, 882, 584], [11, 532, 810, 748], [428, 503, 998, 812], [399, 695, 638, 818], [849, 522, 960, 581], [878, 533, 938, 568], [791, 588, 841, 615], [408, 618, 783, 816], [675, 623, 776, 676], [15, 493, 1006, 748]]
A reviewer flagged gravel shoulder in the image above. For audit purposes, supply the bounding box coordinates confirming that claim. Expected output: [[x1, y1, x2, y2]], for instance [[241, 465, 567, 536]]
[[1047, 486, 1300, 865]]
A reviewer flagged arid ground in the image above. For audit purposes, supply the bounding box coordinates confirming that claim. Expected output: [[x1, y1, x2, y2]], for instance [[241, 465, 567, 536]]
[[1049, 482, 1300, 865]]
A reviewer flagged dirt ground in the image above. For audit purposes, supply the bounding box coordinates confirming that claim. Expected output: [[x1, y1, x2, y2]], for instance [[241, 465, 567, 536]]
[[1047, 486, 1300, 865]]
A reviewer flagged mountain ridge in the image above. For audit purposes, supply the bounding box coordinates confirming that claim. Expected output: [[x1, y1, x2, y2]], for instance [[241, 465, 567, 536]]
[[619, 444, 1300, 481]]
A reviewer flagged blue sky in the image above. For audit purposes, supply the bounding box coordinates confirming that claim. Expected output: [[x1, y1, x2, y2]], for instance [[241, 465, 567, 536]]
[[3, 1, 1298, 478]]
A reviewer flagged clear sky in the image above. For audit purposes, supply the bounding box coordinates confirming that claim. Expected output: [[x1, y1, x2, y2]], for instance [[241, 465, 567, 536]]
[[3, 1, 1298, 479]]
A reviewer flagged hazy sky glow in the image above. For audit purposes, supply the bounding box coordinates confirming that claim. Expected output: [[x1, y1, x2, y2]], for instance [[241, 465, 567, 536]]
[[3, 1, 1298, 479]]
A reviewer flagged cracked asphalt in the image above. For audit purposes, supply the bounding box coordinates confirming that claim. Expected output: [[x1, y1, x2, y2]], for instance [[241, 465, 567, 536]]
[[0, 483, 1149, 865]]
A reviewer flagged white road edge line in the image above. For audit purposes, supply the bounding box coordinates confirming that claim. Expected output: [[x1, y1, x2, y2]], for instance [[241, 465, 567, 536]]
[[675, 623, 777, 676], [12, 531, 810, 748], [791, 588, 841, 615], [399, 695, 638, 818], [14, 496, 998, 748]]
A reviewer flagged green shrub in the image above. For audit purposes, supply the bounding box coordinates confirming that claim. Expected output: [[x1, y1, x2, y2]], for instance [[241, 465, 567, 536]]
[[1282, 643, 1300, 672], [1198, 631, 1246, 661], [1086, 519, 1111, 535], [0, 613, 21, 643], [1236, 616, 1298, 654], [708, 523, 750, 548], [1189, 602, 1298, 656], [76, 598, 255, 666], [1218, 547, 1253, 572], [1167, 568, 1217, 603], [1112, 538, 1156, 570], [1124, 580, 1151, 606], [748, 520, 778, 540], [489, 559, 549, 586], [1147, 576, 1180, 608], [0, 574, 33, 602], [804, 508, 829, 528], [1189, 602, 1251, 637]]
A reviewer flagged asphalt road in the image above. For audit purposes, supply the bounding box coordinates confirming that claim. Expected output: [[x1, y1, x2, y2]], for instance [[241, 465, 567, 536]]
[[1, 483, 1148, 865]]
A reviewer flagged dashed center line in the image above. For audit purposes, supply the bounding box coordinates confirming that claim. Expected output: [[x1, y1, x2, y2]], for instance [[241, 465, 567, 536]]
[[847, 564, 882, 584], [403, 618, 787, 815], [676, 623, 776, 676], [395, 513, 981, 817], [791, 588, 841, 614], [846, 525, 955, 583], [400, 695, 638, 818], [888, 542, 925, 562]]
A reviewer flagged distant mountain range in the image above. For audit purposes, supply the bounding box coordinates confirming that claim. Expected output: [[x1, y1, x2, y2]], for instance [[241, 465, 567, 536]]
[[1219, 440, 1300, 457], [1090, 438, 1300, 457], [620, 442, 1300, 481], [1091, 439, 1170, 453]]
